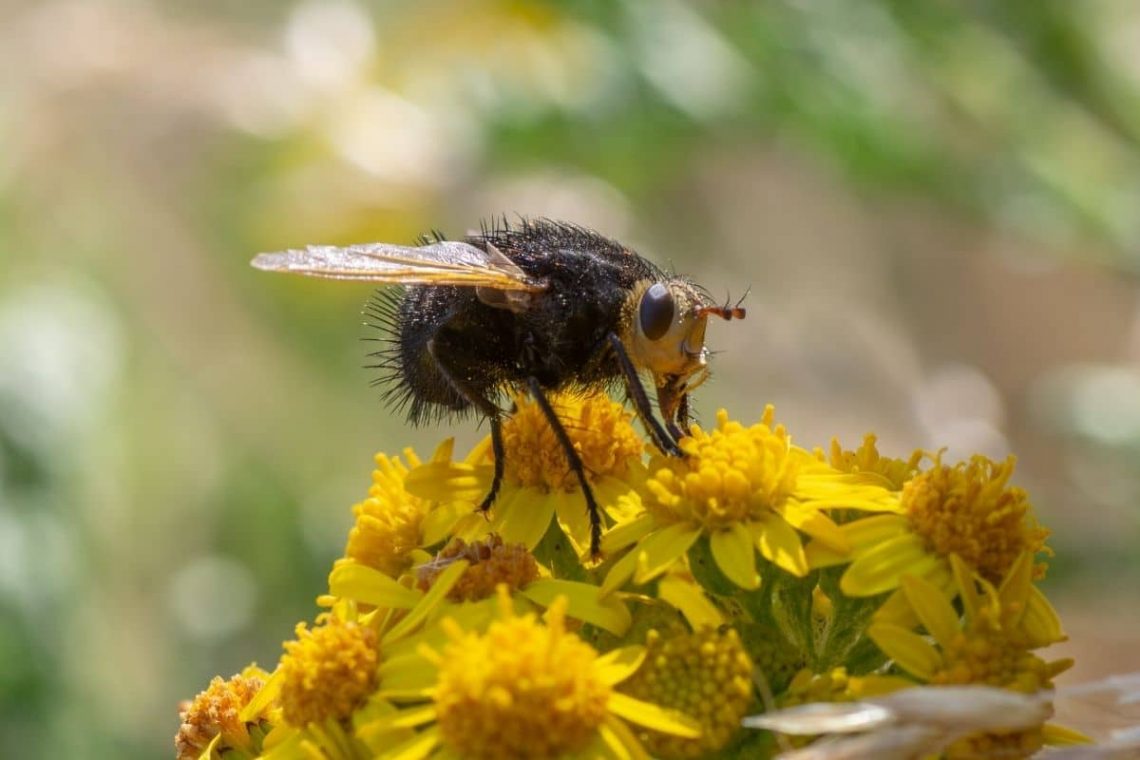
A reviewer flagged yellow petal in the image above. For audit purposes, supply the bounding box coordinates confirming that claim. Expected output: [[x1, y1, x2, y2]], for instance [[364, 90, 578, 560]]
[[600, 543, 640, 598], [404, 461, 491, 502], [592, 645, 647, 686], [599, 714, 651, 760], [901, 575, 960, 650], [780, 503, 849, 553], [358, 704, 437, 733], [420, 501, 467, 547], [377, 652, 438, 694], [491, 489, 554, 550], [607, 692, 701, 738], [658, 575, 724, 629], [755, 516, 809, 577], [1023, 585, 1065, 646], [632, 523, 702, 585], [997, 551, 1034, 627], [383, 559, 468, 645], [376, 724, 441, 760], [841, 514, 909, 551], [1042, 723, 1094, 746], [949, 553, 982, 621], [552, 490, 593, 556], [867, 622, 941, 681], [873, 562, 955, 628], [328, 562, 423, 609], [804, 540, 850, 568], [710, 523, 760, 589], [601, 513, 655, 553], [840, 534, 936, 597], [522, 579, 632, 636], [240, 668, 283, 723]]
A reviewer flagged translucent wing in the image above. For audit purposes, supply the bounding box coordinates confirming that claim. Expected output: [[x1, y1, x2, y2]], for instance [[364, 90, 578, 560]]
[[250, 240, 544, 292]]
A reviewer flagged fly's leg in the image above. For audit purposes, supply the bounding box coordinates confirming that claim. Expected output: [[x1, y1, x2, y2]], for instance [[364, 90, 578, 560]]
[[427, 338, 504, 516], [606, 333, 684, 458], [527, 376, 604, 560], [666, 393, 690, 445]]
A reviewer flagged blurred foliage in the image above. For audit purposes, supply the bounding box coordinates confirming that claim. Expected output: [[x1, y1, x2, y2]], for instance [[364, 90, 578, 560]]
[[3, 0, 1140, 757]]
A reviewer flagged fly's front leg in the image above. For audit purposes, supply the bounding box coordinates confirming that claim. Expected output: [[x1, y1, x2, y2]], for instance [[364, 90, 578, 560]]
[[606, 333, 684, 458], [666, 393, 690, 445]]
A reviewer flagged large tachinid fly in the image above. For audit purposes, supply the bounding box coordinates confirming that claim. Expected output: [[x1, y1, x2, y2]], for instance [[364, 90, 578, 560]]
[[252, 218, 745, 557]]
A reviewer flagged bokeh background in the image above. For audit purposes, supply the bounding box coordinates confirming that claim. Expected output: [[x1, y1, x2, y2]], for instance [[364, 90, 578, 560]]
[[3, 1, 1140, 756]]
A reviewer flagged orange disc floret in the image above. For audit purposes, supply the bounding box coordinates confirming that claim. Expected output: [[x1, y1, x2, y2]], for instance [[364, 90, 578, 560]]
[[902, 455, 1050, 584], [416, 534, 539, 601], [175, 668, 267, 760]]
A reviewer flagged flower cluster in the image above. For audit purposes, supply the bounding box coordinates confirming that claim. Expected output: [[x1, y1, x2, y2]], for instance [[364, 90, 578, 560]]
[[177, 392, 1085, 759]]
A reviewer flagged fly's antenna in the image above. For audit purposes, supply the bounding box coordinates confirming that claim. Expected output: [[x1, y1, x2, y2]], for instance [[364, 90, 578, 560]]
[[698, 286, 749, 321]]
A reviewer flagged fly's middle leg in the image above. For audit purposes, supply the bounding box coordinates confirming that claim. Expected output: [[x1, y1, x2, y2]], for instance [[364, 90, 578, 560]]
[[526, 376, 604, 560], [426, 338, 505, 518]]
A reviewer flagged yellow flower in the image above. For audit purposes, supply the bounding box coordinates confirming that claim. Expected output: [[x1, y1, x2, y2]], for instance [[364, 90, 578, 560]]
[[240, 561, 471, 758], [405, 391, 647, 558], [414, 533, 540, 602], [779, 666, 911, 709], [359, 587, 700, 759], [279, 616, 380, 727], [602, 407, 899, 594], [337, 442, 469, 583], [333, 533, 633, 637], [618, 626, 754, 758], [868, 555, 1082, 758], [822, 434, 925, 491], [175, 666, 274, 760], [808, 453, 1052, 625]]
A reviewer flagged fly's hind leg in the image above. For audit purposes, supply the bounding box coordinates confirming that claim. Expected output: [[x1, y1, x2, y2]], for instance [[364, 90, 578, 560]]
[[526, 377, 604, 560], [426, 339, 504, 517]]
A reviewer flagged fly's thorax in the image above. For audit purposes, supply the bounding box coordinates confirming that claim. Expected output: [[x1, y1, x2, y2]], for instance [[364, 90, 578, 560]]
[[620, 278, 711, 384]]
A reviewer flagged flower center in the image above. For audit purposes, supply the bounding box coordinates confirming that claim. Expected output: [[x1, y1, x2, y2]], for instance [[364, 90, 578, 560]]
[[433, 599, 610, 759], [643, 408, 799, 529], [902, 456, 1049, 584], [500, 393, 643, 492], [279, 617, 379, 727], [931, 609, 1061, 694], [619, 627, 753, 758], [345, 451, 429, 578], [416, 535, 539, 601], [175, 669, 267, 760]]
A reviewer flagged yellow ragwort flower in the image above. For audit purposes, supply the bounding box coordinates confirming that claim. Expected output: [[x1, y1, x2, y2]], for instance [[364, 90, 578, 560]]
[[175, 666, 273, 760], [361, 587, 700, 759], [603, 407, 899, 594], [809, 454, 1051, 622], [779, 666, 911, 709], [869, 555, 1081, 758], [822, 434, 925, 491], [341, 442, 467, 582], [406, 392, 646, 557], [415, 533, 540, 602], [279, 616, 380, 727], [619, 626, 755, 758]]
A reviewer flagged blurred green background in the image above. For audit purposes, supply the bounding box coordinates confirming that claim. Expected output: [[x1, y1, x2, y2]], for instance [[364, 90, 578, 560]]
[[3, 0, 1140, 756]]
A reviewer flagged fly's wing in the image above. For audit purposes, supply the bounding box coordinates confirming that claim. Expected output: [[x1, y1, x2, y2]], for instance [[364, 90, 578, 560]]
[[251, 240, 544, 293]]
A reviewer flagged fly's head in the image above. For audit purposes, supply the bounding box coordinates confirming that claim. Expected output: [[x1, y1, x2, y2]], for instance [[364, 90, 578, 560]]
[[622, 278, 746, 429]]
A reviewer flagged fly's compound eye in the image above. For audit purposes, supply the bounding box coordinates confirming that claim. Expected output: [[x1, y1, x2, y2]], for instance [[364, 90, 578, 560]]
[[639, 282, 675, 341]]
